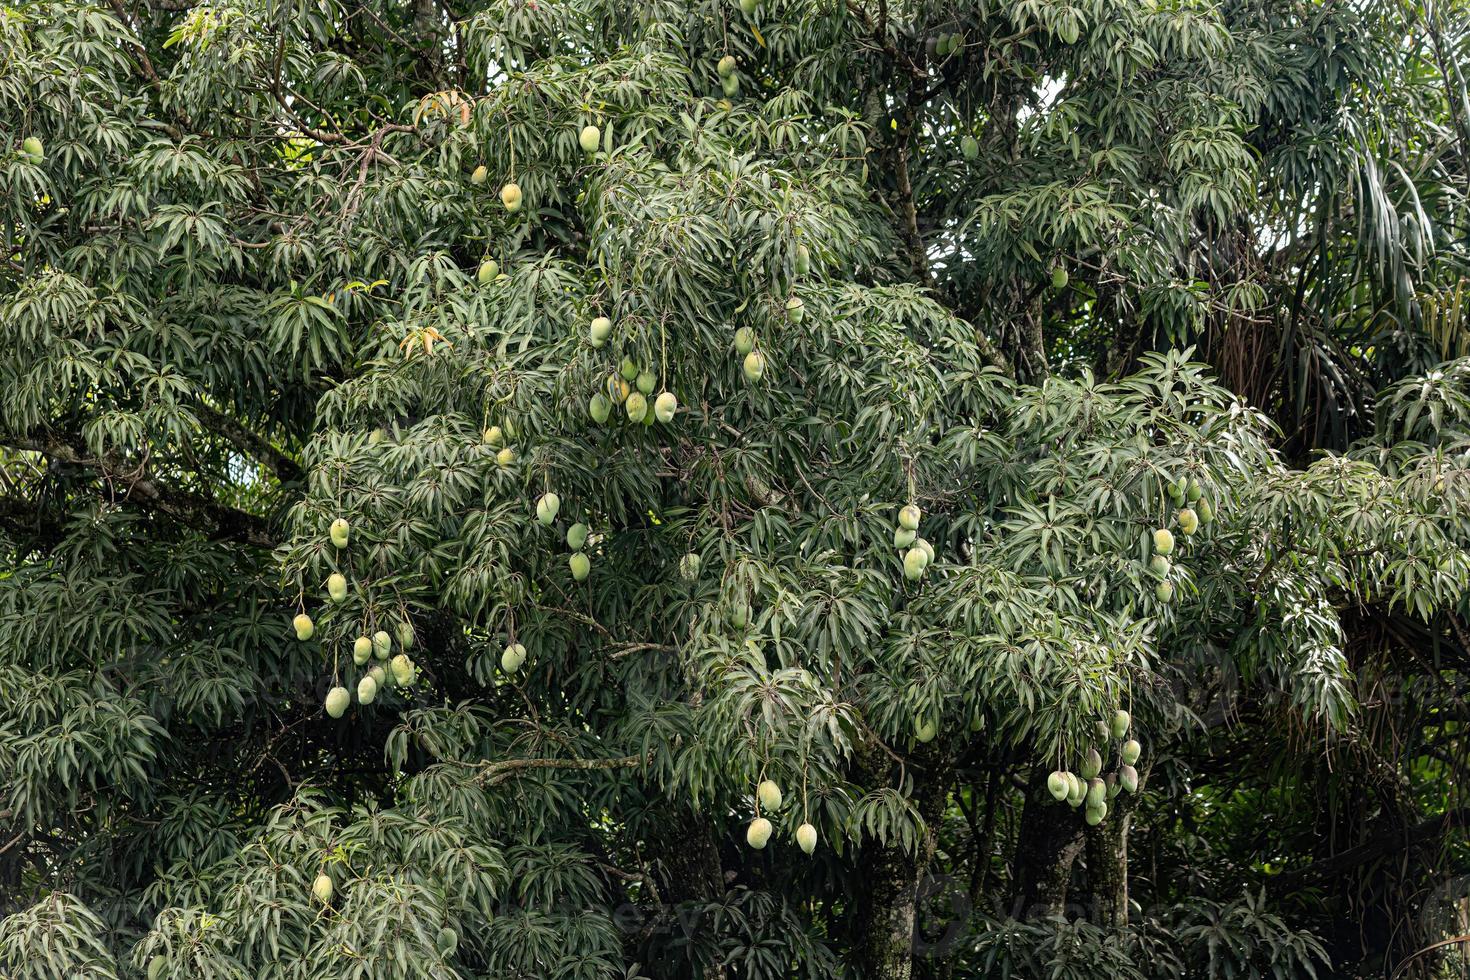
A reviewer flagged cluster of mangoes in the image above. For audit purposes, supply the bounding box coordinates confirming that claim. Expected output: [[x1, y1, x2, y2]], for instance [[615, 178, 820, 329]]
[[1149, 477, 1216, 603], [482, 419, 518, 468], [745, 778, 819, 854], [291, 518, 421, 718], [894, 503, 936, 582], [535, 491, 593, 581], [586, 330, 680, 428], [1046, 710, 1143, 825]]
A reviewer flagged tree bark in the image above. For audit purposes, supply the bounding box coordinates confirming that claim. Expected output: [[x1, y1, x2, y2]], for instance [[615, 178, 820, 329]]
[[853, 746, 952, 979], [1012, 776, 1086, 920], [1082, 804, 1130, 928]]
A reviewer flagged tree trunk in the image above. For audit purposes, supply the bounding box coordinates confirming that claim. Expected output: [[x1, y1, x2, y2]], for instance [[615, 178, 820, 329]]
[[856, 836, 928, 979], [853, 746, 952, 979], [1012, 777, 1086, 920], [1082, 806, 1130, 928]]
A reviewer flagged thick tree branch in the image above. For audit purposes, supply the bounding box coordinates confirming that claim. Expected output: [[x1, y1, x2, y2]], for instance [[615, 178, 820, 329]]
[[474, 753, 645, 786], [7, 434, 278, 548], [190, 400, 302, 484], [1265, 806, 1470, 893]]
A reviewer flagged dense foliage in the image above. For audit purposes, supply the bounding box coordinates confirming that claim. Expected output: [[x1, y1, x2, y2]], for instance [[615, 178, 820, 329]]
[[1, 0, 1467, 977]]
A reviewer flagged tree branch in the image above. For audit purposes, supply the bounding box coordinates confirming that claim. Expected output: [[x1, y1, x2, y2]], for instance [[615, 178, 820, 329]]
[[1265, 806, 1470, 893], [7, 433, 278, 548], [190, 400, 302, 484], [474, 753, 645, 786]]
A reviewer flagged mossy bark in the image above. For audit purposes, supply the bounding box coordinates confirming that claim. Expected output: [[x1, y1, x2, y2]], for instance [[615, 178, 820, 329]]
[[1082, 807, 1130, 928], [853, 745, 952, 979], [1012, 775, 1087, 920]]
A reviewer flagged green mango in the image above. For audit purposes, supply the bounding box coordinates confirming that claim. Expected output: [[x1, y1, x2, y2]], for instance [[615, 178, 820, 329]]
[[567, 523, 589, 550], [625, 391, 648, 422], [579, 125, 600, 154], [324, 686, 350, 718]]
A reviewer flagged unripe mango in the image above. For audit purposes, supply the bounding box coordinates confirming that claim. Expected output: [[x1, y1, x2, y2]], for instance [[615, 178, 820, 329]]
[[746, 817, 772, 849], [1085, 777, 1106, 808], [500, 182, 522, 211], [913, 716, 937, 743], [625, 391, 648, 422], [795, 822, 818, 854], [567, 523, 589, 550], [619, 357, 640, 382], [721, 74, 740, 97], [794, 243, 810, 275], [728, 600, 749, 629], [536, 492, 561, 526], [1080, 748, 1102, 780], [589, 316, 612, 346], [785, 296, 805, 323], [325, 686, 350, 718], [293, 613, 315, 641], [893, 526, 917, 548], [483, 424, 504, 447], [1066, 773, 1086, 807], [1156, 580, 1175, 603], [903, 546, 928, 580], [1149, 554, 1171, 578], [739, 0, 758, 12], [1119, 764, 1138, 793], [734, 326, 756, 355], [569, 552, 590, 581], [717, 55, 737, 77], [654, 391, 677, 423], [1187, 479, 1203, 502], [742, 351, 765, 382], [635, 369, 656, 395], [589, 393, 612, 423], [396, 621, 415, 651], [1047, 771, 1070, 801], [501, 642, 526, 673], [915, 537, 935, 564], [327, 573, 347, 602], [1085, 801, 1107, 826], [22, 136, 43, 162], [680, 552, 702, 581], [579, 124, 600, 154], [1121, 739, 1141, 766], [1111, 709, 1131, 739], [1197, 497, 1214, 524], [353, 636, 373, 665], [1153, 528, 1175, 555], [312, 873, 333, 903], [477, 259, 499, 284], [1052, 266, 1068, 289], [757, 779, 783, 811], [329, 518, 350, 548], [899, 504, 922, 530], [496, 446, 516, 467], [961, 135, 978, 160], [470, 164, 487, 185], [357, 674, 378, 704], [1178, 508, 1199, 536], [390, 653, 415, 686], [372, 630, 392, 659], [436, 927, 458, 955]]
